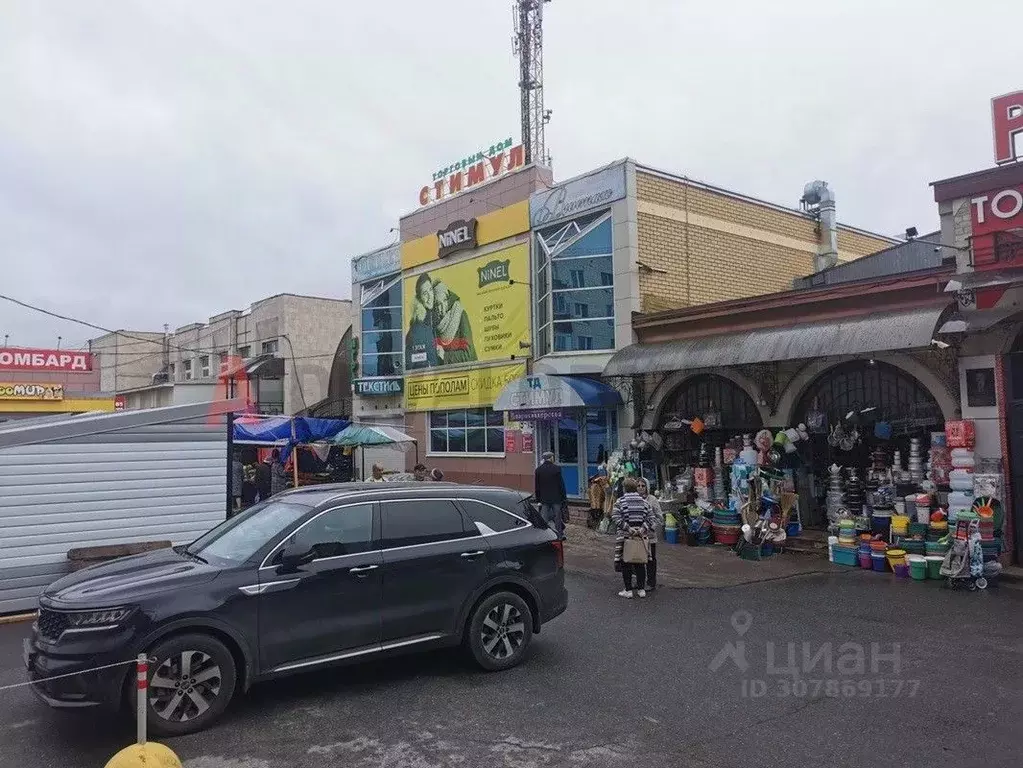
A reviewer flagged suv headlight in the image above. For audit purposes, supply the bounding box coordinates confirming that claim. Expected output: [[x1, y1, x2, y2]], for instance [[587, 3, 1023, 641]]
[[66, 607, 133, 629]]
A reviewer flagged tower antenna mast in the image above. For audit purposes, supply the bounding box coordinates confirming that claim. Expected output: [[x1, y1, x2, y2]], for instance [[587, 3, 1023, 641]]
[[513, 0, 551, 167]]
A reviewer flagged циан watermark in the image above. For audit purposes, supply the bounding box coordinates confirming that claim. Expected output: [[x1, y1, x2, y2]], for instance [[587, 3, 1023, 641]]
[[710, 610, 920, 700]]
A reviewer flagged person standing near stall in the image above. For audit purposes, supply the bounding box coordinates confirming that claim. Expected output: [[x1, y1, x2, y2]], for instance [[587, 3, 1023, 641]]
[[612, 477, 656, 598], [637, 478, 663, 591], [270, 448, 288, 496], [535, 451, 567, 540]]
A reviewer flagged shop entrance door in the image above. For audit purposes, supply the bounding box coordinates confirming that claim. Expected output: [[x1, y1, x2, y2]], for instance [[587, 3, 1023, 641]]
[[536, 409, 618, 499]]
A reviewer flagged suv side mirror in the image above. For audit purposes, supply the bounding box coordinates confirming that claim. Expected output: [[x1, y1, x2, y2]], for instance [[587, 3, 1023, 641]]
[[278, 544, 315, 573]]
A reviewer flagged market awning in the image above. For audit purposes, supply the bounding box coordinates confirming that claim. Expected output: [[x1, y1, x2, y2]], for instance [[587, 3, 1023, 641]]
[[603, 306, 948, 377], [493, 374, 623, 420], [332, 424, 417, 451]]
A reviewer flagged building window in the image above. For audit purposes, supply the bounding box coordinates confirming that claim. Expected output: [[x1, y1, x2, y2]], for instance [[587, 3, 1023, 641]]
[[257, 377, 284, 414], [429, 408, 504, 455], [360, 278, 403, 378], [183, 359, 193, 380], [168, 362, 176, 380], [237, 345, 251, 359], [199, 355, 210, 378], [261, 339, 279, 355], [535, 211, 615, 355]]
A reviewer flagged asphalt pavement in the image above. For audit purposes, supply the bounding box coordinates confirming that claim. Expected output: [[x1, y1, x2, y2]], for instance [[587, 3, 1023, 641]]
[[1, 569, 1021, 768]]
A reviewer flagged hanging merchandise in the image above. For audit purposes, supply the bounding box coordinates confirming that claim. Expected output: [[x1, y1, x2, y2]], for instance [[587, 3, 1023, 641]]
[[806, 398, 826, 433]]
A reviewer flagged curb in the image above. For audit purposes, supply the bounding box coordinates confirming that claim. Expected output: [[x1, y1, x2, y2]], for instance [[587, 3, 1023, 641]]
[[0, 612, 37, 626]]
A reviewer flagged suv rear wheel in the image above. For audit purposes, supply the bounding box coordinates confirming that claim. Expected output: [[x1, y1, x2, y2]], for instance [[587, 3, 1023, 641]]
[[466, 591, 534, 671], [141, 633, 237, 736]]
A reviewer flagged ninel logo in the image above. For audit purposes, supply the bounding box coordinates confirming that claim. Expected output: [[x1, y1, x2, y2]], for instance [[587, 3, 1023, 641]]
[[992, 90, 1023, 165]]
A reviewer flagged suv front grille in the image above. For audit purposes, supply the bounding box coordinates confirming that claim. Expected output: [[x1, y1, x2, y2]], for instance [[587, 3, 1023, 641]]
[[37, 608, 71, 642]]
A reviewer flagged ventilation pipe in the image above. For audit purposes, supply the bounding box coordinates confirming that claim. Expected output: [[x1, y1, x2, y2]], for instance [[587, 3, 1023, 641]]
[[800, 180, 838, 271]]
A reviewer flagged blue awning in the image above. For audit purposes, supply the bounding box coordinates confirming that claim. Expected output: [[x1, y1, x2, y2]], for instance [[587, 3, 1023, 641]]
[[493, 374, 622, 419]]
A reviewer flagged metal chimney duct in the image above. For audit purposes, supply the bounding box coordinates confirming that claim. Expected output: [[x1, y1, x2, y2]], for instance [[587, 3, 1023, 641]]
[[800, 180, 838, 272]]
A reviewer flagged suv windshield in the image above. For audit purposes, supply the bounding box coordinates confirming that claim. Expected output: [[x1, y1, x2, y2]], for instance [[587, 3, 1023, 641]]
[[186, 500, 312, 565]]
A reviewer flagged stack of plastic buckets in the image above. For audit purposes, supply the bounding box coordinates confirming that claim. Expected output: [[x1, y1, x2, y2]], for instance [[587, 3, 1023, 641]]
[[887, 548, 909, 577], [712, 507, 741, 546], [857, 535, 873, 569], [870, 540, 888, 572]]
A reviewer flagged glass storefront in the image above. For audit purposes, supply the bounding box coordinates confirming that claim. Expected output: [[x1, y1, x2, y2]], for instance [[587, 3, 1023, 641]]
[[537, 407, 618, 497], [534, 210, 615, 356]]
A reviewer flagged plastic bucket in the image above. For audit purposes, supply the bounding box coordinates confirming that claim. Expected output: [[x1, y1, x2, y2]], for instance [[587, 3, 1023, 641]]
[[908, 555, 927, 581], [665, 527, 679, 545], [858, 553, 872, 569], [886, 548, 907, 569], [893, 564, 910, 578], [926, 556, 944, 579], [871, 553, 887, 572]]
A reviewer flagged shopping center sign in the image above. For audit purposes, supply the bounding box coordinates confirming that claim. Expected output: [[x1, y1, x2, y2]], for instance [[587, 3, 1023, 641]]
[[0, 347, 93, 372], [0, 383, 65, 401], [419, 138, 526, 207]]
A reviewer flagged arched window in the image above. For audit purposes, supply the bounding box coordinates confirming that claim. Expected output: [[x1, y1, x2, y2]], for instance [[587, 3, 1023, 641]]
[[794, 360, 943, 433], [658, 375, 762, 464], [659, 374, 762, 431]]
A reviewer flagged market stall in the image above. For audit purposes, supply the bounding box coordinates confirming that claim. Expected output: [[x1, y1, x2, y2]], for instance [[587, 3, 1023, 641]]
[[232, 414, 351, 489], [331, 423, 418, 480]]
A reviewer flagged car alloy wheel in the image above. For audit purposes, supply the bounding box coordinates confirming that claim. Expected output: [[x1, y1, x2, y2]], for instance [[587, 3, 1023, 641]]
[[150, 650, 223, 722], [480, 602, 526, 661]]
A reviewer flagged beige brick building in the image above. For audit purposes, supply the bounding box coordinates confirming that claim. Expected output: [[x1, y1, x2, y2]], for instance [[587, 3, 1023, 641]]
[[633, 167, 895, 313]]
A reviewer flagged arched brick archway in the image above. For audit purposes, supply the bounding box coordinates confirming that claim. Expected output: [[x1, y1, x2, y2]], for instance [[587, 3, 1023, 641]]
[[641, 369, 769, 431], [775, 353, 959, 428]]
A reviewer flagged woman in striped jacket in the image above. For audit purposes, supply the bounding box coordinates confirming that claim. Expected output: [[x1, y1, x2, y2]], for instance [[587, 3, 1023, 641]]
[[612, 477, 657, 598]]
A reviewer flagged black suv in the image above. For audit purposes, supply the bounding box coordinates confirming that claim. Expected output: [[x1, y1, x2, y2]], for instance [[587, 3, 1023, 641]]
[[24, 482, 567, 735]]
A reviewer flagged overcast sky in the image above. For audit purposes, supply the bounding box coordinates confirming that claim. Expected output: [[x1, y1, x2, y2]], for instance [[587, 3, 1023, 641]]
[[1, 0, 1018, 349]]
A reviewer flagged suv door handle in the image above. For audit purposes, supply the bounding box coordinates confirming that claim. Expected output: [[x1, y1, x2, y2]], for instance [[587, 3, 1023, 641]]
[[460, 551, 485, 558], [349, 565, 379, 574]]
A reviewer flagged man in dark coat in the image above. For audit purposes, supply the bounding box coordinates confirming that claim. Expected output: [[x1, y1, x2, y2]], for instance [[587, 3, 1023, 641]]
[[534, 451, 567, 540]]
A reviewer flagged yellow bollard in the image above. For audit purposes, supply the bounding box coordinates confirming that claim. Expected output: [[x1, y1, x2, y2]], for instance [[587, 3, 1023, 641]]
[[103, 654, 182, 767], [104, 742, 182, 768]]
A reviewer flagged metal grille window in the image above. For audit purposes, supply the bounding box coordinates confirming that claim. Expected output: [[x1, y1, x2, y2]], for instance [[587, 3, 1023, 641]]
[[360, 277, 403, 378], [794, 361, 943, 433], [535, 210, 614, 355], [199, 355, 210, 378], [261, 339, 279, 355], [183, 359, 193, 380], [429, 408, 505, 455], [237, 345, 251, 359]]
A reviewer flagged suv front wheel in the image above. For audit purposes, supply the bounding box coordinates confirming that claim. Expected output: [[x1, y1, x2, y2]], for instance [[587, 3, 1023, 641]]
[[140, 633, 238, 736], [466, 592, 534, 671]]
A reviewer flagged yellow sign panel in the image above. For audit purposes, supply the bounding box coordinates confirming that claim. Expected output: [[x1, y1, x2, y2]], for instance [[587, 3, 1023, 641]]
[[0, 383, 64, 401], [402, 243, 530, 372], [405, 363, 526, 412], [400, 200, 530, 270]]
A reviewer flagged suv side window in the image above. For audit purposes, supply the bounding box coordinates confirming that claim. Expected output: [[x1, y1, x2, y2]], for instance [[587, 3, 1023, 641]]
[[281, 503, 374, 561], [459, 499, 529, 534], [379, 499, 474, 549]]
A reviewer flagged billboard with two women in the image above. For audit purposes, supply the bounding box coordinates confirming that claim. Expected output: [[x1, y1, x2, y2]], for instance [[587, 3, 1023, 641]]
[[402, 243, 530, 372]]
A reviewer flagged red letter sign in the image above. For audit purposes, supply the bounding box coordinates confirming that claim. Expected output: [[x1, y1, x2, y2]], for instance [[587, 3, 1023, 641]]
[[992, 90, 1023, 165]]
